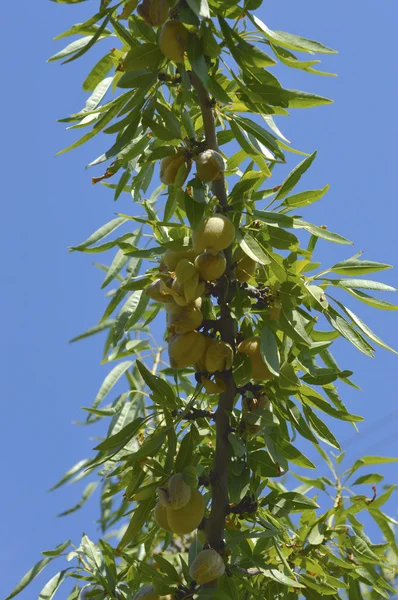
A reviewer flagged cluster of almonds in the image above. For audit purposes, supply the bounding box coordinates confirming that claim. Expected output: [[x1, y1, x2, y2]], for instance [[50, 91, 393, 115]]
[[121, 0, 193, 66], [146, 212, 276, 386], [154, 473, 205, 535], [146, 213, 236, 392], [160, 146, 226, 187]]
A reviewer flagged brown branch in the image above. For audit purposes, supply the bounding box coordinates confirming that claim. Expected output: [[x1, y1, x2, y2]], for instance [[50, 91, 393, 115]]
[[190, 70, 237, 558]]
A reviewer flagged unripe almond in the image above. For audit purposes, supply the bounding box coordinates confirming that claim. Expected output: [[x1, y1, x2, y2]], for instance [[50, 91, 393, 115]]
[[234, 247, 257, 283], [195, 251, 226, 281], [202, 375, 225, 395], [168, 331, 206, 368], [175, 259, 197, 284], [146, 279, 173, 302], [192, 214, 235, 255], [160, 151, 191, 185], [159, 20, 189, 63], [163, 247, 197, 271], [195, 335, 213, 372], [167, 473, 192, 509], [189, 549, 225, 584], [195, 149, 225, 183], [167, 304, 203, 333], [237, 336, 273, 380], [137, 0, 169, 27], [205, 339, 233, 373], [166, 488, 205, 534]]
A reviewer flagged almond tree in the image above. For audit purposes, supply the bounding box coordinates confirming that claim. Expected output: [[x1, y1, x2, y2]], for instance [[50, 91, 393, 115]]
[[7, 0, 398, 599]]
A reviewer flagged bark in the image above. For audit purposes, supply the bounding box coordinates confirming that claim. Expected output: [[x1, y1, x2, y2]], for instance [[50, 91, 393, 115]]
[[190, 71, 237, 552]]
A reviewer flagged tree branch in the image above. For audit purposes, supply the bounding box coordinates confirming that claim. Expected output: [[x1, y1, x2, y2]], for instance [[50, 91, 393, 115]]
[[190, 70, 237, 555]]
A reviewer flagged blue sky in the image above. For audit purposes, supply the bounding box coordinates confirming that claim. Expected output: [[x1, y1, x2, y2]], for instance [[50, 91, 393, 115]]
[[2, 1, 398, 598]]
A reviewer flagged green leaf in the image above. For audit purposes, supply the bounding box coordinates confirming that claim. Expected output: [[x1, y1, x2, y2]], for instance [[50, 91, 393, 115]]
[[154, 554, 180, 583], [332, 299, 398, 354], [250, 14, 338, 54], [240, 233, 271, 265], [48, 35, 107, 62], [344, 288, 398, 310], [123, 43, 163, 71], [57, 481, 99, 517], [303, 405, 341, 450], [249, 450, 282, 477], [324, 278, 397, 292], [325, 306, 374, 357], [347, 455, 398, 478], [283, 185, 330, 208], [90, 361, 133, 414], [294, 219, 353, 245], [260, 326, 280, 376], [62, 15, 111, 64], [275, 152, 316, 200], [72, 217, 127, 250], [186, 0, 210, 18], [42, 540, 71, 557], [280, 309, 312, 345], [83, 53, 113, 91], [175, 430, 194, 473], [136, 360, 177, 408], [274, 439, 316, 469], [345, 534, 381, 563], [262, 567, 305, 588], [118, 497, 156, 550], [70, 319, 115, 343], [38, 571, 67, 600], [5, 557, 53, 600], [352, 474, 384, 485], [49, 458, 92, 491], [94, 416, 145, 452], [330, 257, 392, 276]]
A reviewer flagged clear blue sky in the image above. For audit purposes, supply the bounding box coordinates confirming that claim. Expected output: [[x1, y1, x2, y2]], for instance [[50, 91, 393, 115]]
[[2, 1, 398, 598]]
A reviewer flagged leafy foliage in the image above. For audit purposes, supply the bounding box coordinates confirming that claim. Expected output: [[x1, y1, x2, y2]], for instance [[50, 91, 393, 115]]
[[7, 0, 398, 599]]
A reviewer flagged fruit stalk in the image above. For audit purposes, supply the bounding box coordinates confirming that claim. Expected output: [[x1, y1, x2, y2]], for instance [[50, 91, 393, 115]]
[[190, 71, 237, 553]]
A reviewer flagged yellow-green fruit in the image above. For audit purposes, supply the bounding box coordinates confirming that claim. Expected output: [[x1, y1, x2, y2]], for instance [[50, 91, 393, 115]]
[[160, 151, 191, 185], [195, 251, 226, 281], [154, 502, 172, 532], [237, 337, 273, 381], [163, 248, 197, 271], [205, 339, 233, 373], [175, 259, 197, 283], [189, 549, 225, 585], [168, 331, 206, 368], [166, 489, 205, 534], [146, 279, 173, 302], [167, 473, 192, 509], [201, 375, 225, 395], [137, 0, 169, 26], [167, 303, 203, 333], [159, 20, 189, 63], [195, 335, 213, 372], [234, 247, 257, 283], [133, 584, 160, 600], [192, 214, 236, 255], [195, 149, 225, 183]]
